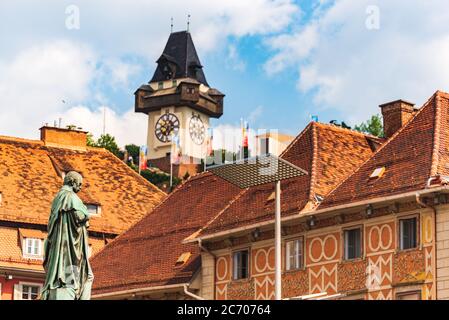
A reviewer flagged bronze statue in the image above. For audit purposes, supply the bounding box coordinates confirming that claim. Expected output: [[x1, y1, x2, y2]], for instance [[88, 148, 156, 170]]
[[41, 171, 94, 300]]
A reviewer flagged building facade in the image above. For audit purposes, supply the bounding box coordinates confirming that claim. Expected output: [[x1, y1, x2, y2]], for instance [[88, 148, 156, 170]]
[[191, 91, 449, 300]]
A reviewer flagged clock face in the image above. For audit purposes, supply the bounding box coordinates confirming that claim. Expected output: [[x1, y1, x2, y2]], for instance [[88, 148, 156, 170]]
[[155, 113, 180, 143], [189, 115, 205, 145]]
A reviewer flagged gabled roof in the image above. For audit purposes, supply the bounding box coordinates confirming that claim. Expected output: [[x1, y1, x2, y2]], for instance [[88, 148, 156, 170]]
[[195, 122, 379, 238], [0, 136, 165, 234], [91, 173, 242, 295], [319, 90, 449, 209], [150, 31, 209, 86]]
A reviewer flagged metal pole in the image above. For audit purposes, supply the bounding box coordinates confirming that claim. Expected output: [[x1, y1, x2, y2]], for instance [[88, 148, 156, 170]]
[[275, 180, 282, 300]]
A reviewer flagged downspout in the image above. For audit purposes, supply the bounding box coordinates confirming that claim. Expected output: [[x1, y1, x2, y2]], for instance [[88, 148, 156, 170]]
[[183, 284, 205, 300], [198, 238, 216, 299], [415, 192, 438, 300]]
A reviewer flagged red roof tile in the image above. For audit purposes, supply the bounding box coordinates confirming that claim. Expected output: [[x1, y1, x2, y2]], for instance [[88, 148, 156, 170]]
[[319, 91, 449, 209], [0, 135, 166, 234], [91, 173, 241, 295], [197, 122, 378, 237]]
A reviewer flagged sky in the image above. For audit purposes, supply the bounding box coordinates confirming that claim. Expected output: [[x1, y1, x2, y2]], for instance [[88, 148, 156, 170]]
[[1, 0, 449, 150]]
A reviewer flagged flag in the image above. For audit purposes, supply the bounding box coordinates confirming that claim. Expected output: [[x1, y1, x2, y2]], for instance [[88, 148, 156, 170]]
[[310, 115, 319, 122], [171, 133, 182, 165], [206, 127, 214, 156], [243, 121, 249, 148], [139, 145, 147, 171]]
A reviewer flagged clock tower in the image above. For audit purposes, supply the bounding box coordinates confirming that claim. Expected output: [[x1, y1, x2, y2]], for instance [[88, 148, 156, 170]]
[[135, 31, 224, 172]]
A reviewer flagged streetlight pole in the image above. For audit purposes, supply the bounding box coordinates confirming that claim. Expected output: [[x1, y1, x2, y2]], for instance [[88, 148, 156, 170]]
[[274, 180, 282, 300]]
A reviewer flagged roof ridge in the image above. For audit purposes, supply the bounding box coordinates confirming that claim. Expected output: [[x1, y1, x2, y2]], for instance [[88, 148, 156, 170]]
[[308, 123, 319, 201], [314, 121, 381, 139], [318, 91, 438, 208], [0, 135, 43, 145], [431, 92, 445, 176], [280, 122, 314, 158]]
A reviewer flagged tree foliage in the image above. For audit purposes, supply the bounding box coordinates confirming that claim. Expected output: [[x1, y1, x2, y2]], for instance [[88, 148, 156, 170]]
[[354, 114, 384, 138], [125, 144, 140, 164], [89, 133, 122, 158]]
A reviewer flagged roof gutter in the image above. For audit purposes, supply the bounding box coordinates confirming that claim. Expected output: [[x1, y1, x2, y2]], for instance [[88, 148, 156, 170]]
[[91, 283, 188, 299], [191, 185, 449, 242], [183, 284, 205, 300]]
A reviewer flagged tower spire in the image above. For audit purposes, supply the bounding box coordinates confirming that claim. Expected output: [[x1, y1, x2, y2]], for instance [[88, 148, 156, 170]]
[[170, 17, 173, 33]]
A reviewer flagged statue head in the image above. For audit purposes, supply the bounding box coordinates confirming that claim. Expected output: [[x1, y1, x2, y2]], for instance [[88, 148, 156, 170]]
[[63, 171, 83, 193]]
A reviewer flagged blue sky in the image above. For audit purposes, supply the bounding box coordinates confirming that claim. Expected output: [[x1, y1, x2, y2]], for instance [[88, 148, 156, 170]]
[[1, 0, 449, 148]]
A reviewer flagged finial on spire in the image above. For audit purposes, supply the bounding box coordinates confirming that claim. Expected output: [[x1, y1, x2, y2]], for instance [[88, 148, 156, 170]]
[[187, 14, 191, 32], [170, 17, 173, 33]]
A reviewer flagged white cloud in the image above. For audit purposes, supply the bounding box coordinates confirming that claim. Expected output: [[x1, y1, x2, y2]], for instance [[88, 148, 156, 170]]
[[0, 40, 146, 147], [226, 44, 246, 72], [0, 1, 302, 147], [54, 106, 147, 147], [0, 0, 300, 59], [264, 0, 449, 123]]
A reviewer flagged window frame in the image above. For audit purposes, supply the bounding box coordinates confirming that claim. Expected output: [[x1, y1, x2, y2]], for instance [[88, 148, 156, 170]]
[[232, 248, 250, 281], [285, 237, 304, 271], [17, 282, 43, 301], [398, 215, 419, 251], [343, 226, 363, 261], [22, 237, 43, 259], [396, 290, 421, 300]]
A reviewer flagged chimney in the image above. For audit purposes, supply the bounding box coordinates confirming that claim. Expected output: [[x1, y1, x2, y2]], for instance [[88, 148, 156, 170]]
[[379, 99, 416, 138], [40, 126, 87, 151]]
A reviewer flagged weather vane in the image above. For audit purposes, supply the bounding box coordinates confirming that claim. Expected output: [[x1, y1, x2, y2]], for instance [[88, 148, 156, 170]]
[[170, 17, 173, 33], [187, 14, 191, 32]]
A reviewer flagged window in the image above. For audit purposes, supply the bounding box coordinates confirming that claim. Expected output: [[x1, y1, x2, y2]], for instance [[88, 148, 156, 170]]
[[400, 217, 417, 250], [158, 82, 164, 89], [172, 80, 177, 87], [23, 238, 42, 258], [286, 238, 303, 271], [344, 228, 362, 260], [397, 291, 421, 300], [260, 138, 269, 155], [87, 204, 101, 216], [233, 249, 249, 280], [21, 285, 40, 300]]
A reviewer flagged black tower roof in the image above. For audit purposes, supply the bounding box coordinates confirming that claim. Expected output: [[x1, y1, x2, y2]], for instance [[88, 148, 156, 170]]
[[150, 31, 209, 86]]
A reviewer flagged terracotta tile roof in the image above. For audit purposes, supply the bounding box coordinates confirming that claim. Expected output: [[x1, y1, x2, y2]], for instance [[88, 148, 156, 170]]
[[0, 135, 166, 234], [319, 90, 449, 209], [196, 122, 378, 237], [91, 173, 241, 295]]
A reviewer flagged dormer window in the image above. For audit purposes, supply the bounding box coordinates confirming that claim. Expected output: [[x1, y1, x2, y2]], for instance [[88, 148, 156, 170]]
[[87, 204, 101, 217], [23, 238, 43, 259]]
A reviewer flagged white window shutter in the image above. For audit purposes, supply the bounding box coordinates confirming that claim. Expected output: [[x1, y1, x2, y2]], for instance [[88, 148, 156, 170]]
[[13, 284, 22, 300]]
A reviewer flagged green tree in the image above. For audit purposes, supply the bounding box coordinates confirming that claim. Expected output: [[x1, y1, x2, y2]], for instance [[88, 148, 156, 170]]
[[95, 134, 121, 157], [125, 144, 140, 164], [354, 114, 384, 138], [86, 133, 96, 147]]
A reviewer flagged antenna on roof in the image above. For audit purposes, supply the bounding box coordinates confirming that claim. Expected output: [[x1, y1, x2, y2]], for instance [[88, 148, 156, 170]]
[[187, 14, 191, 32], [170, 17, 173, 33]]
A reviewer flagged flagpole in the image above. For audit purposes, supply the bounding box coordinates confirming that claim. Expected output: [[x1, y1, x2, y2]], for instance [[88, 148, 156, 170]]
[[240, 118, 244, 160], [170, 133, 173, 188]]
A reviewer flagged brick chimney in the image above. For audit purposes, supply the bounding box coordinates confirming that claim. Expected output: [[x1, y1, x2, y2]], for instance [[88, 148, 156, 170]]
[[379, 100, 416, 138], [40, 126, 87, 151]]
